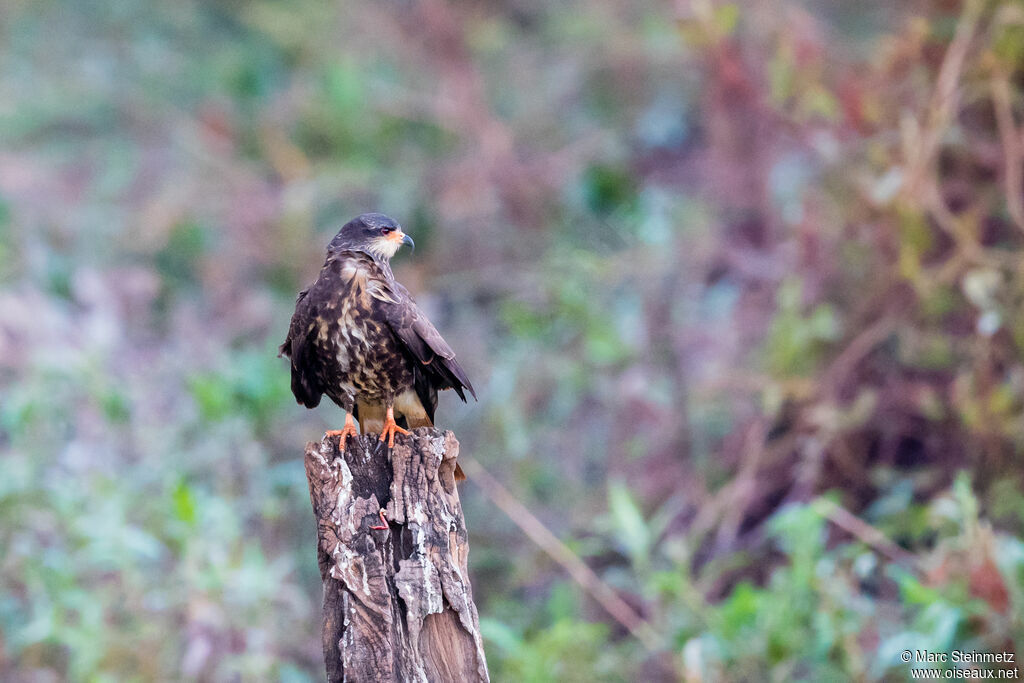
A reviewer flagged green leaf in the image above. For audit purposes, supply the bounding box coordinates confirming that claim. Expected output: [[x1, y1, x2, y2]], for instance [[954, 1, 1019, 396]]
[[172, 480, 197, 527], [608, 480, 651, 571]]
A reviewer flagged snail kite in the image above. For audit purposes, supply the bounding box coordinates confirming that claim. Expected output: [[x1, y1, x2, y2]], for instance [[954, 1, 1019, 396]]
[[280, 213, 475, 477]]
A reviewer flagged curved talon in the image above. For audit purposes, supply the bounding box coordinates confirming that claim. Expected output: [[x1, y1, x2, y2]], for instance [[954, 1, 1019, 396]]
[[325, 413, 359, 446], [378, 406, 410, 448], [370, 508, 388, 530]]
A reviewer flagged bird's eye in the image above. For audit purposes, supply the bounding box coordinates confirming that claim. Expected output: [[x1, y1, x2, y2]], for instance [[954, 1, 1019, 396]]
[[381, 227, 394, 234]]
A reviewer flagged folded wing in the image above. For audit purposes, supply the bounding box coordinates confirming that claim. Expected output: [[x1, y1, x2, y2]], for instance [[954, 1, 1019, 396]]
[[278, 286, 324, 408], [370, 279, 476, 420]]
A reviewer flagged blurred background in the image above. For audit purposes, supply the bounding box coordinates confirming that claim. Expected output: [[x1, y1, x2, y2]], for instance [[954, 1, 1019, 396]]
[[2, 0, 1024, 680]]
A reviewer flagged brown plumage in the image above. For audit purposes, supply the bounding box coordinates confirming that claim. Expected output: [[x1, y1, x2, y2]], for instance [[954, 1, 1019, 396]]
[[279, 213, 475, 477]]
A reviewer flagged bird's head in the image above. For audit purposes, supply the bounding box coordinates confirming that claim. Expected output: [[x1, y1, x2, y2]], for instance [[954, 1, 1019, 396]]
[[328, 213, 414, 261]]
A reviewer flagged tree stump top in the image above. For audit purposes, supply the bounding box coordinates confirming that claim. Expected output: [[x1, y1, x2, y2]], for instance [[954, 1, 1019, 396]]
[[305, 429, 489, 682]]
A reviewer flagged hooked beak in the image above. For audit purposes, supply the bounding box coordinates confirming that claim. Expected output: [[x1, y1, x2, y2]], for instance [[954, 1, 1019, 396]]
[[385, 228, 415, 254]]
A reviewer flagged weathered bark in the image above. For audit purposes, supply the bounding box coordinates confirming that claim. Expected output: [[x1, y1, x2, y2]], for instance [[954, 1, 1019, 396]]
[[304, 428, 489, 683]]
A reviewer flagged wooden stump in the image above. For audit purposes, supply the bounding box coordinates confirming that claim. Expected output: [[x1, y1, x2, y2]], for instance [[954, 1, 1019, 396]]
[[304, 428, 489, 683]]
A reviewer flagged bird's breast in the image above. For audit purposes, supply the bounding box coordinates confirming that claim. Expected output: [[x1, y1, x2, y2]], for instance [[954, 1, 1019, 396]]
[[330, 302, 408, 394]]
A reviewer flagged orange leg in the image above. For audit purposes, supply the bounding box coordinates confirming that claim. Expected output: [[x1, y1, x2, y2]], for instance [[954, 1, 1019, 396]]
[[370, 508, 388, 530], [325, 412, 359, 445], [379, 405, 410, 448]]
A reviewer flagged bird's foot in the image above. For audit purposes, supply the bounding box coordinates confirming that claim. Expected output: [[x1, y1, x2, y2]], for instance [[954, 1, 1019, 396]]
[[325, 413, 359, 447], [378, 407, 410, 449]]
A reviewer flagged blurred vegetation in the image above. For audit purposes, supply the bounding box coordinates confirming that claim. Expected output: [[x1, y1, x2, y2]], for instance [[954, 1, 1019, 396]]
[[2, 0, 1024, 680]]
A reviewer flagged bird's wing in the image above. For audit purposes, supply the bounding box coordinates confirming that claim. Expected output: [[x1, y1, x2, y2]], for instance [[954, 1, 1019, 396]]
[[279, 285, 310, 359], [368, 277, 476, 408], [279, 285, 323, 408]]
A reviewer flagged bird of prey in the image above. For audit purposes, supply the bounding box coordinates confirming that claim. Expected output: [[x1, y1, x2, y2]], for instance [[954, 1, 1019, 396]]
[[280, 213, 475, 478]]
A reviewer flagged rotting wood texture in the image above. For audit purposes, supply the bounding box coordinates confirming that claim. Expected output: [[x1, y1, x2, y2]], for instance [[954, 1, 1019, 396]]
[[304, 428, 489, 683]]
